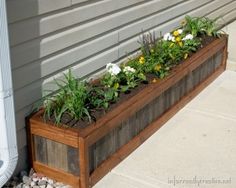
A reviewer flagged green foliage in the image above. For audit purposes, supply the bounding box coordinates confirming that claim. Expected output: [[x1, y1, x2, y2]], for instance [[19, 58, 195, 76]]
[[43, 70, 90, 124], [182, 15, 221, 37], [87, 86, 118, 110]]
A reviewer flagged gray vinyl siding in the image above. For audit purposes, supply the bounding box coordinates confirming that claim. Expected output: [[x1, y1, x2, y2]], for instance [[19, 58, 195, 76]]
[[6, 0, 236, 173]]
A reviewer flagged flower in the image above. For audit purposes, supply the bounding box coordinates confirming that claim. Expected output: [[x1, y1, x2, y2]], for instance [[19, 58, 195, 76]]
[[139, 56, 145, 64], [154, 64, 162, 71], [175, 37, 181, 42], [123, 66, 136, 73], [171, 36, 176, 42], [106, 63, 121, 76], [173, 30, 179, 37], [184, 53, 188, 59], [178, 29, 183, 34], [163, 33, 173, 41], [182, 34, 194, 41]]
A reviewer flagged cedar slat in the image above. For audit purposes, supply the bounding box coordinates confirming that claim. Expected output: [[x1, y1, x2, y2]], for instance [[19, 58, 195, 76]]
[[30, 118, 79, 148], [33, 162, 80, 188], [79, 138, 90, 188]]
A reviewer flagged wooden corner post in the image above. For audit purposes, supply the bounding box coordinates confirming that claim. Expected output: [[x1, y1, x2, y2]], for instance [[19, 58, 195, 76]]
[[79, 137, 90, 188]]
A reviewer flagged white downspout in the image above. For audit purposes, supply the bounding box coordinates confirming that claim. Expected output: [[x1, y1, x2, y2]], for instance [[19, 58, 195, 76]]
[[0, 0, 18, 186]]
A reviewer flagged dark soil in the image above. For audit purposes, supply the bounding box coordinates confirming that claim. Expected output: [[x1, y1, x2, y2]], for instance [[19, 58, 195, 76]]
[[41, 35, 218, 129]]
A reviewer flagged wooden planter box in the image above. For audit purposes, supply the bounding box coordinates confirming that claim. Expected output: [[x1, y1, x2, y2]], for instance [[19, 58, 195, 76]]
[[27, 36, 228, 188]]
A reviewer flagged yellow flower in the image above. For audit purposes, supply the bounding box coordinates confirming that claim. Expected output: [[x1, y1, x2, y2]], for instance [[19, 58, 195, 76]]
[[169, 43, 175, 48], [184, 53, 188, 59], [139, 56, 145, 64], [175, 37, 181, 42], [178, 41, 183, 47], [173, 30, 179, 37], [113, 83, 119, 89], [152, 78, 157, 83], [154, 64, 162, 71]]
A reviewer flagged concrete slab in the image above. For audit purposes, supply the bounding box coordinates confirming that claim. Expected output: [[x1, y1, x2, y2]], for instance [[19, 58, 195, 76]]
[[94, 70, 236, 188], [186, 70, 236, 119]]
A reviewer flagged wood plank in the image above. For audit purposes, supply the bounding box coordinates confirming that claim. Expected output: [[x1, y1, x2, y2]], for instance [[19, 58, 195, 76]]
[[30, 111, 79, 148], [79, 138, 90, 188], [34, 136, 48, 164], [33, 162, 80, 188], [90, 65, 225, 186], [46, 139, 69, 172], [68, 146, 80, 176]]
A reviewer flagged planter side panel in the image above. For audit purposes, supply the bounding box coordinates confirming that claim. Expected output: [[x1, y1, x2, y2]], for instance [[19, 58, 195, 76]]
[[34, 135, 80, 176], [89, 50, 223, 173]]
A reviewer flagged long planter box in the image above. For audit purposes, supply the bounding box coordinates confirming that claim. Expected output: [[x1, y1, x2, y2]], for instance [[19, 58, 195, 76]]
[[27, 36, 228, 188]]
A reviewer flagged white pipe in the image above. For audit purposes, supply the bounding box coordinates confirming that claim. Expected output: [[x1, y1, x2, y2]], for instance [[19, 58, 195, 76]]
[[0, 0, 18, 186]]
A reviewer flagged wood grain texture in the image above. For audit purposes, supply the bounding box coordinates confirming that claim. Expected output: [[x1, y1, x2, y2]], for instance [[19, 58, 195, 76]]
[[30, 113, 79, 148], [33, 162, 80, 188]]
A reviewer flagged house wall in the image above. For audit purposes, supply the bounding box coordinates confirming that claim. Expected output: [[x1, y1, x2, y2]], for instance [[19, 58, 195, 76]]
[[6, 0, 236, 173]]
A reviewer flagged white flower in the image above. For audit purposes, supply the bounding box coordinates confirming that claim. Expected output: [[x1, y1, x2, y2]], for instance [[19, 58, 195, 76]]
[[171, 36, 176, 42], [163, 33, 173, 41], [123, 66, 136, 73], [182, 34, 194, 41], [106, 63, 121, 76], [178, 29, 183, 34]]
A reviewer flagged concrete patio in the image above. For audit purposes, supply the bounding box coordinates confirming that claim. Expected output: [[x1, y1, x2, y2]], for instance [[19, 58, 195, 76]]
[[94, 21, 236, 188]]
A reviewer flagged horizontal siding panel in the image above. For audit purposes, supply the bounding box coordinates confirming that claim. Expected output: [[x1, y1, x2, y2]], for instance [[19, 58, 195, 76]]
[[6, 0, 71, 23], [14, 49, 118, 111], [118, 0, 214, 42], [207, 1, 236, 20], [10, 0, 183, 69], [12, 32, 118, 90], [220, 9, 236, 24], [9, 0, 146, 46]]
